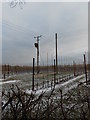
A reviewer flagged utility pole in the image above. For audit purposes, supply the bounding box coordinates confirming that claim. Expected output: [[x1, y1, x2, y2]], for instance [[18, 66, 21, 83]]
[[83, 54, 87, 84], [34, 35, 42, 74], [55, 33, 58, 75]]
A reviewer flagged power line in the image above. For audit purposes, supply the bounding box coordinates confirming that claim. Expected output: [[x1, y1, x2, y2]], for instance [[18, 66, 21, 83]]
[[2, 20, 38, 35]]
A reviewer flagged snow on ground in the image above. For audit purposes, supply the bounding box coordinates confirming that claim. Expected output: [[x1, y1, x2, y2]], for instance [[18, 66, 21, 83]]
[[1, 73, 86, 97], [0, 80, 20, 85], [26, 74, 85, 95], [0, 79, 2, 81]]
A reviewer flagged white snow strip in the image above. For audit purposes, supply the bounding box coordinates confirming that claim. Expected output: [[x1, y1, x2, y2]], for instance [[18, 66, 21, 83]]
[[57, 74, 85, 87], [26, 87, 51, 95], [26, 74, 85, 95], [0, 79, 3, 81], [0, 80, 20, 85]]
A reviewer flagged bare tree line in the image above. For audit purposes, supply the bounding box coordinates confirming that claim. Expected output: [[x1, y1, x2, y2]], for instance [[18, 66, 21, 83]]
[[2, 63, 85, 75]]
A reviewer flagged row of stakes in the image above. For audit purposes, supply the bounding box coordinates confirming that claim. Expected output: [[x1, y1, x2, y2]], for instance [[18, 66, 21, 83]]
[[2, 58, 84, 91], [33, 72, 84, 91], [32, 57, 84, 91]]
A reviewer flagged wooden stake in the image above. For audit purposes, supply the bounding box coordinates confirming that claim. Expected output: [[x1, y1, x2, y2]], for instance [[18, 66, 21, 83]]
[[83, 54, 87, 84], [32, 58, 35, 91]]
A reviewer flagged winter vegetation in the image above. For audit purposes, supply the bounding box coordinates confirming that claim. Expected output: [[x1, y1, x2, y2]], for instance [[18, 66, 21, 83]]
[[2, 81, 90, 120], [1, 63, 90, 120]]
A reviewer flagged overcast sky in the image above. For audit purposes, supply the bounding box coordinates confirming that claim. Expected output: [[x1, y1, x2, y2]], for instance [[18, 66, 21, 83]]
[[2, 2, 88, 65]]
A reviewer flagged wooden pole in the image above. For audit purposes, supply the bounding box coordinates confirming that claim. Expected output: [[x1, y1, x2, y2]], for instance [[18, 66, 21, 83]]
[[55, 33, 58, 75], [32, 58, 35, 91], [83, 54, 87, 84], [7, 64, 9, 77], [54, 59, 56, 87], [3, 64, 6, 79], [37, 38, 39, 74], [73, 61, 76, 77], [47, 53, 48, 78]]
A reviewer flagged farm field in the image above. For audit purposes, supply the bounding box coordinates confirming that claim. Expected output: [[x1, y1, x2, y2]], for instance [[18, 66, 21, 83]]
[[1, 71, 83, 91], [1, 71, 90, 120]]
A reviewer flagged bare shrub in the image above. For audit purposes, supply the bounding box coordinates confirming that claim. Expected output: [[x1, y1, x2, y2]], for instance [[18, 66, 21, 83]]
[[2, 83, 90, 120]]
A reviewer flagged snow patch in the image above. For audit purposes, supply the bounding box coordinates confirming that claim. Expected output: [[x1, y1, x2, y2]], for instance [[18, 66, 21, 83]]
[[0, 80, 20, 85], [26, 74, 85, 95]]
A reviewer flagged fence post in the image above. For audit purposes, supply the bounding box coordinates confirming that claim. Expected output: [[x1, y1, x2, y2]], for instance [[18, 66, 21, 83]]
[[54, 59, 56, 87], [3, 74, 5, 79], [32, 58, 35, 91], [55, 33, 58, 75], [47, 80, 49, 88], [3, 64, 6, 79], [73, 61, 76, 77], [43, 81, 44, 88], [83, 54, 87, 84], [7, 64, 10, 77]]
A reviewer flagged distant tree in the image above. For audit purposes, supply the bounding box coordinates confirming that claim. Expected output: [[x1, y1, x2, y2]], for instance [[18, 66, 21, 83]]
[[10, 0, 25, 8]]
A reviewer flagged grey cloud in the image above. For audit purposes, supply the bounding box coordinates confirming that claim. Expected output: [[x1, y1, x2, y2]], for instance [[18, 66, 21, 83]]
[[2, 2, 88, 65]]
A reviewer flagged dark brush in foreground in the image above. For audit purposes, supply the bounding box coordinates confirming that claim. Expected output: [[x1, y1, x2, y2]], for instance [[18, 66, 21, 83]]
[[2, 83, 90, 120]]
